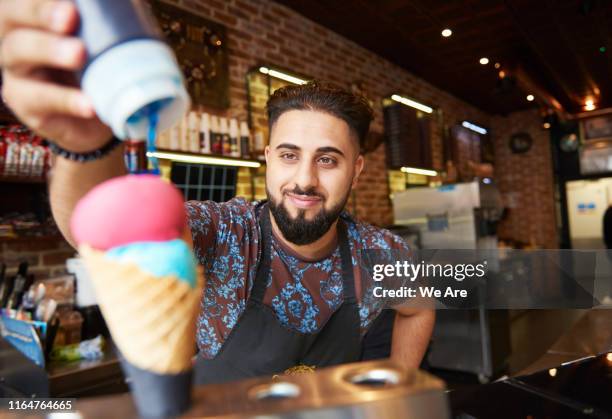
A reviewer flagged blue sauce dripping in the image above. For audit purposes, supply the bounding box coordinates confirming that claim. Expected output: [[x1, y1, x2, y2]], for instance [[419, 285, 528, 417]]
[[127, 98, 173, 176], [147, 109, 160, 175]]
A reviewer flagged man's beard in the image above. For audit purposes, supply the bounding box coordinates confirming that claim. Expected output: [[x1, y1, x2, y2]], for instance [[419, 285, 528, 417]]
[[267, 185, 350, 245]]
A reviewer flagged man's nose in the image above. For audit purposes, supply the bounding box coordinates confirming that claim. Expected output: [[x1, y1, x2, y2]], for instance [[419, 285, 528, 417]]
[[294, 160, 319, 191]]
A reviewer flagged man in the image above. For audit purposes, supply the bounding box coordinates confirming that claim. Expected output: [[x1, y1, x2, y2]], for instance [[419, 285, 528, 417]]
[[604, 203, 612, 250], [0, 0, 434, 383]]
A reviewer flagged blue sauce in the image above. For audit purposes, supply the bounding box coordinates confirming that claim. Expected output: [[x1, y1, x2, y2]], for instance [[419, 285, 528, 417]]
[[106, 239, 197, 288], [146, 109, 160, 175], [126, 98, 173, 175]]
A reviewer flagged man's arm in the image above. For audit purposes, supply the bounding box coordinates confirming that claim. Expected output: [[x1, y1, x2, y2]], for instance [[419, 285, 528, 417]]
[[390, 307, 435, 369], [49, 148, 126, 247], [0, 0, 125, 247]]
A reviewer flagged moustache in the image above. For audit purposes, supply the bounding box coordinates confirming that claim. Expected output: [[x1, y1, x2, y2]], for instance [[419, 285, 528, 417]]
[[282, 186, 325, 200]]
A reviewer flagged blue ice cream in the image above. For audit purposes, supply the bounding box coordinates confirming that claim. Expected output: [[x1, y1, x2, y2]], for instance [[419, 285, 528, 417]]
[[105, 239, 197, 288]]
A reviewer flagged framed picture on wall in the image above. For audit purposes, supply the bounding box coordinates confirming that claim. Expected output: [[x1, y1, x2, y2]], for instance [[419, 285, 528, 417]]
[[581, 115, 612, 142], [148, 0, 230, 109]]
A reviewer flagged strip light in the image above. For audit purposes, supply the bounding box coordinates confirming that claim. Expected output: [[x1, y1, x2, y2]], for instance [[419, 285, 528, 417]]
[[391, 94, 434, 114], [259, 66, 308, 85], [401, 167, 438, 177], [146, 151, 262, 168], [461, 121, 488, 135]]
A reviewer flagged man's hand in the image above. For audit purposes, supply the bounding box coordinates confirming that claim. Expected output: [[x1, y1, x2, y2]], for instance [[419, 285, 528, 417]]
[[0, 0, 112, 151], [390, 307, 435, 369]]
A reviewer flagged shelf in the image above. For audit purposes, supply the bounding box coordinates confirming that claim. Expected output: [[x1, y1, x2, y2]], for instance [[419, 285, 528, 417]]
[[0, 234, 65, 244], [149, 149, 264, 168], [0, 175, 47, 184]]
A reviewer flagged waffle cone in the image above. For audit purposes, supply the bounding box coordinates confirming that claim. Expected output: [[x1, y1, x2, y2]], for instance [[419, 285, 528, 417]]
[[79, 245, 202, 374]]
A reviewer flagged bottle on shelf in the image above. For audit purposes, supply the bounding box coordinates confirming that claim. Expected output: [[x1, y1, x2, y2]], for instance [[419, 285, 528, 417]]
[[124, 140, 146, 173], [229, 118, 240, 158], [5, 138, 19, 176], [199, 113, 211, 154], [188, 111, 200, 153], [30, 143, 46, 177], [5, 261, 29, 310], [210, 115, 222, 155], [157, 127, 170, 149], [239, 121, 251, 160], [253, 130, 266, 161], [179, 113, 189, 152], [219, 117, 230, 156], [0, 138, 6, 174], [169, 121, 180, 151]]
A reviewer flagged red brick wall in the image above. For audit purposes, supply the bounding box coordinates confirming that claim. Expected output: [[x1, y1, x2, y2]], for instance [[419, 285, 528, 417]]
[[491, 109, 558, 248], [1, 238, 74, 278], [0, 0, 560, 279], [164, 0, 491, 227]]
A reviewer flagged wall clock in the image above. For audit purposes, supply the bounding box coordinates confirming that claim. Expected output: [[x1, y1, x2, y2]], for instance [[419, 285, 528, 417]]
[[509, 132, 533, 154]]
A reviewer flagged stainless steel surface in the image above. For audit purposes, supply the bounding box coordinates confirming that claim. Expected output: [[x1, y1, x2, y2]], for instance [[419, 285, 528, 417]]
[[392, 181, 481, 249], [73, 360, 450, 418]]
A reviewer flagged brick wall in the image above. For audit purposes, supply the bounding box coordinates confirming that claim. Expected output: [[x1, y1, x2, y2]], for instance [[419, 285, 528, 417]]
[[491, 109, 558, 248], [166, 0, 491, 227], [1, 238, 75, 278], [0, 0, 561, 279]]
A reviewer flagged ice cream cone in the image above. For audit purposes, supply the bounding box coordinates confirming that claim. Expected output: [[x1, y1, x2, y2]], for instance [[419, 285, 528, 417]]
[[79, 244, 202, 375]]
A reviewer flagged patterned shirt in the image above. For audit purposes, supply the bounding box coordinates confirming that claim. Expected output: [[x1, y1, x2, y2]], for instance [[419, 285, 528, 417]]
[[186, 198, 409, 359]]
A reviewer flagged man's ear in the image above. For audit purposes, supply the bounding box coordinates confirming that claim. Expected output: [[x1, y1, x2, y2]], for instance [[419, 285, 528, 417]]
[[352, 154, 365, 188], [264, 145, 270, 164]]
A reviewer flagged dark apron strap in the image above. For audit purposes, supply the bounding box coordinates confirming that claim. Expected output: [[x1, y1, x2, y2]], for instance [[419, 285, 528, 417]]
[[337, 220, 357, 304], [249, 203, 272, 303]]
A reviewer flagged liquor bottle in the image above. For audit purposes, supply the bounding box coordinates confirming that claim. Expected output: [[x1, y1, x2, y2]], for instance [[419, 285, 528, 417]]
[[157, 128, 170, 149], [199, 113, 211, 154], [210, 116, 222, 155], [229, 118, 240, 158], [219, 117, 231, 156], [179, 113, 189, 152], [239, 121, 251, 159], [169, 121, 180, 150], [188, 112, 200, 153], [253, 130, 266, 161]]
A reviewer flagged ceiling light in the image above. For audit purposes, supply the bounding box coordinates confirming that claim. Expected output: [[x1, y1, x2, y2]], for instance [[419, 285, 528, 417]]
[[400, 167, 438, 177], [441, 28, 452, 37], [146, 151, 262, 168], [542, 122, 551, 129], [479, 57, 489, 65], [258, 66, 308, 85], [462, 121, 488, 135], [494, 62, 501, 69], [390, 94, 434, 114], [584, 98, 596, 111], [498, 70, 506, 78], [526, 94, 535, 102]]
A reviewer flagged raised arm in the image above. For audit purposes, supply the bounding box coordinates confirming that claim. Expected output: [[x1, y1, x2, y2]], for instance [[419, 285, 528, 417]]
[[0, 0, 125, 246]]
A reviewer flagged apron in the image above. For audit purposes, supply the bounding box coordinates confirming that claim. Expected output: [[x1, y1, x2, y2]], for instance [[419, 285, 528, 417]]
[[195, 203, 361, 384]]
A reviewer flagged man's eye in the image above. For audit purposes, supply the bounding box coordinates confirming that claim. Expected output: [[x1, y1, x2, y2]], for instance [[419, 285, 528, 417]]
[[281, 153, 297, 160], [318, 156, 336, 165]]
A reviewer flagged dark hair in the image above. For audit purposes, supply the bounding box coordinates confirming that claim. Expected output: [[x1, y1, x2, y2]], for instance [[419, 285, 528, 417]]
[[266, 81, 374, 149]]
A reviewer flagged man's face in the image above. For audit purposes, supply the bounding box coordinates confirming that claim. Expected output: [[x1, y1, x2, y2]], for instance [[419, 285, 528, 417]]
[[265, 109, 364, 245]]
